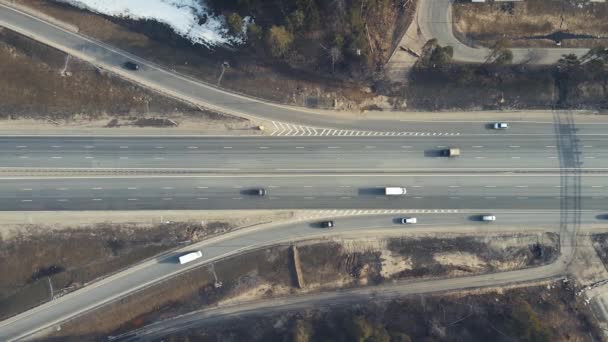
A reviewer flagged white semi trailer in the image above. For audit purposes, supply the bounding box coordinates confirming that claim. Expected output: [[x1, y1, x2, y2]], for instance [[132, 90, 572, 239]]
[[385, 187, 407, 195], [179, 251, 203, 264]]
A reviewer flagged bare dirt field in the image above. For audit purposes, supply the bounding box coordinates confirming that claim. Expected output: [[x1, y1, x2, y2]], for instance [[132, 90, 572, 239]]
[[453, 0, 608, 48], [0, 209, 294, 320], [163, 281, 601, 342], [0, 27, 248, 129], [47, 232, 559, 340]]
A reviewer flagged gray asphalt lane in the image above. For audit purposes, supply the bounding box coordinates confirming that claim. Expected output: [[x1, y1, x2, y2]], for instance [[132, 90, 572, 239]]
[[2, 175, 608, 211], [1, 136, 607, 171], [0, 210, 598, 341]]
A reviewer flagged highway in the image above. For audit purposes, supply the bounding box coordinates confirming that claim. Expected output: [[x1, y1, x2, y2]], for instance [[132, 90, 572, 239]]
[[0, 134, 607, 172], [0, 2, 599, 340], [0, 210, 591, 342], [1, 174, 608, 211]]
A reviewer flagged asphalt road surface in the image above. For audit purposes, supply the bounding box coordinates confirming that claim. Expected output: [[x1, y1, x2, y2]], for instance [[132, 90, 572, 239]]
[[0, 210, 592, 341], [1, 174, 607, 211], [0, 134, 607, 172]]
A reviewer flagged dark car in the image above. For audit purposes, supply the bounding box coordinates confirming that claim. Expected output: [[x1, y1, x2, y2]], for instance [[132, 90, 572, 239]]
[[320, 220, 335, 228], [123, 61, 139, 70]]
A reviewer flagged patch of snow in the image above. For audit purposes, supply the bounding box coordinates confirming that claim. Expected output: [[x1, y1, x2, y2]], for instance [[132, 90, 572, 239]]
[[53, 0, 249, 47]]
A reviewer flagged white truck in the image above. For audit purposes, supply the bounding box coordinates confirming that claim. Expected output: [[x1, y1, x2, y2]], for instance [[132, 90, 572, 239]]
[[178, 251, 203, 264], [385, 187, 407, 196]]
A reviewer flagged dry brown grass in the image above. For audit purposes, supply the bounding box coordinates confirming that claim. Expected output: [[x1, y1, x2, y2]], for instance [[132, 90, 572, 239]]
[[0, 27, 198, 120], [453, 0, 608, 47]]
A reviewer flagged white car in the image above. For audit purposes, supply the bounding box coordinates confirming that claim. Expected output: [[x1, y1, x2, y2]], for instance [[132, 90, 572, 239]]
[[482, 215, 496, 222], [400, 217, 417, 224], [493, 122, 509, 130]]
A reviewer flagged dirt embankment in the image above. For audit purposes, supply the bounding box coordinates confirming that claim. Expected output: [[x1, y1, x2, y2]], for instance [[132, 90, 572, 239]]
[[453, 0, 608, 48], [0, 220, 233, 320], [0, 27, 245, 128], [163, 282, 601, 342], [47, 232, 558, 340]]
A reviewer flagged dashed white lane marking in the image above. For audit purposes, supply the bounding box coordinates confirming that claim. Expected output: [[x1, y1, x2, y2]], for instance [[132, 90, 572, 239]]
[[92, 198, 102, 201], [413, 196, 424, 199], [509, 146, 520, 148], [449, 197, 460, 199], [128, 187, 137, 190], [517, 197, 529, 199], [545, 146, 556, 148], [232, 197, 242, 200], [511, 157, 521, 159], [154, 157, 165, 160], [327, 146, 340, 149], [548, 156, 557, 159], [304, 197, 315, 199], [516, 185, 529, 188], [120, 146, 128, 149], [224, 146, 232, 149], [85, 156, 94, 159], [259, 146, 269, 149], [56, 188, 68, 191], [127, 198, 138, 201], [554, 185, 562, 188], [197, 197, 208, 200], [19, 156, 28, 159], [187, 146, 198, 149], [268, 185, 280, 188], [484, 185, 497, 188], [365, 146, 375, 149], [412, 185, 423, 188], [162, 198, 173, 201], [436, 145, 447, 148], [448, 185, 459, 188], [475, 156, 485, 159], [485, 196, 497, 199], [156, 146, 164, 149], [84, 145, 94, 149], [401, 146, 412, 148], [21, 199, 32, 202], [51, 156, 62, 159], [57, 199, 68, 202], [303, 185, 313, 188], [270, 121, 460, 137], [162, 187, 174, 190], [52, 145, 61, 148], [120, 157, 129, 160], [584, 145, 593, 148], [296, 147, 305, 149], [472, 145, 483, 148], [592, 186, 604, 188], [197, 186, 208, 189], [22, 189, 32, 191], [16, 146, 27, 148], [585, 156, 596, 159], [340, 197, 352, 199], [92, 187, 103, 190]]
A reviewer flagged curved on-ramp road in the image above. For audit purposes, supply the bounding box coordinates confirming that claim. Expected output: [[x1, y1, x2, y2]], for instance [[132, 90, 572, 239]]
[[416, 0, 588, 64]]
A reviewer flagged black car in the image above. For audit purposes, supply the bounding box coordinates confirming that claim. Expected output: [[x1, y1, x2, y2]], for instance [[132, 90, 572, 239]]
[[320, 220, 335, 228], [123, 61, 139, 70]]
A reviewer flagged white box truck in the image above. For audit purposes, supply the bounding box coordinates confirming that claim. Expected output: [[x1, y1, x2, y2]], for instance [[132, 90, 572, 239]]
[[385, 187, 407, 195], [179, 251, 203, 264]]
